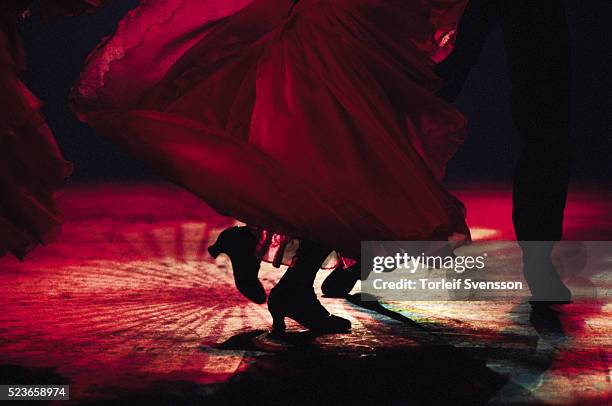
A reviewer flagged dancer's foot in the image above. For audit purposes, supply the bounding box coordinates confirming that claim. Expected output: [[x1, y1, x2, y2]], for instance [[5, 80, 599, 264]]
[[522, 244, 572, 306], [208, 226, 266, 304], [321, 264, 360, 298], [268, 281, 351, 333], [529, 283, 572, 307], [528, 278, 572, 305], [267, 240, 351, 333]]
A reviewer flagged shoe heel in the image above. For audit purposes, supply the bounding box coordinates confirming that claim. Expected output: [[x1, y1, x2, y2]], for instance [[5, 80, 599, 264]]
[[271, 313, 286, 333], [208, 243, 223, 259], [208, 227, 239, 258], [268, 294, 287, 332]]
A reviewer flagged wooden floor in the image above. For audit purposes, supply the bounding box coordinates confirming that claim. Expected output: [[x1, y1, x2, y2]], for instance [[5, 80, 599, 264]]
[[0, 182, 610, 405]]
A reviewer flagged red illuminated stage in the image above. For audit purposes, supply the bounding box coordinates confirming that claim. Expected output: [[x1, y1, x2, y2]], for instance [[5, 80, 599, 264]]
[[1, 182, 610, 405]]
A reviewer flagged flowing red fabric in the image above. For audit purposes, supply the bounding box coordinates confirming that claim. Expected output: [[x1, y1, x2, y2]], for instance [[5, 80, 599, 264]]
[[72, 0, 470, 259], [0, 1, 109, 259], [0, 5, 70, 259]]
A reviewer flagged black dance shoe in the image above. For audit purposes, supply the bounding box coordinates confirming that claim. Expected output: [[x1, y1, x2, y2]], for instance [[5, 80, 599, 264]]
[[529, 283, 572, 307], [321, 264, 360, 298], [268, 279, 351, 333], [522, 247, 572, 307], [208, 226, 267, 304]]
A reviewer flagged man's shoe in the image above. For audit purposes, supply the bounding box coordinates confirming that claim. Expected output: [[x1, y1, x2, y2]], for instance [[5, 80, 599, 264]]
[[321, 264, 360, 298]]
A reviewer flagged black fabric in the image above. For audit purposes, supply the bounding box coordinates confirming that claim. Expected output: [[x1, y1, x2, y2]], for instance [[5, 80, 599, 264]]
[[437, 0, 572, 240], [279, 241, 331, 289]]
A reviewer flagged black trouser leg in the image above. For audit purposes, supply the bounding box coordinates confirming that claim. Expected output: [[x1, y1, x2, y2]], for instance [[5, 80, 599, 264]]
[[501, 1, 572, 301], [436, 0, 572, 301], [501, 0, 573, 241], [438, 0, 572, 242]]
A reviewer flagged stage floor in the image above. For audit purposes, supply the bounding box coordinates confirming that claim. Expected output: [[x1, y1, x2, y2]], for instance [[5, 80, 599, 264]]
[[0, 182, 610, 405]]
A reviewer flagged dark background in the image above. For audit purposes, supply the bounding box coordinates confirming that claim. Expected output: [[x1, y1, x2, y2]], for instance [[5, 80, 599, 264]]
[[19, 0, 611, 183]]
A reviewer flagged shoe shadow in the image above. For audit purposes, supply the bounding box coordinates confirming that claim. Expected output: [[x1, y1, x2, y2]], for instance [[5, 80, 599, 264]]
[[529, 305, 566, 339], [210, 329, 324, 352], [204, 332, 505, 405], [194, 294, 507, 404], [345, 293, 430, 333]]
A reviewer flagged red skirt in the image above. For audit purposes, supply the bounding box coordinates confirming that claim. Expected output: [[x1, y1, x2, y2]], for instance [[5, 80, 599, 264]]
[[72, 0, 470, 259]]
